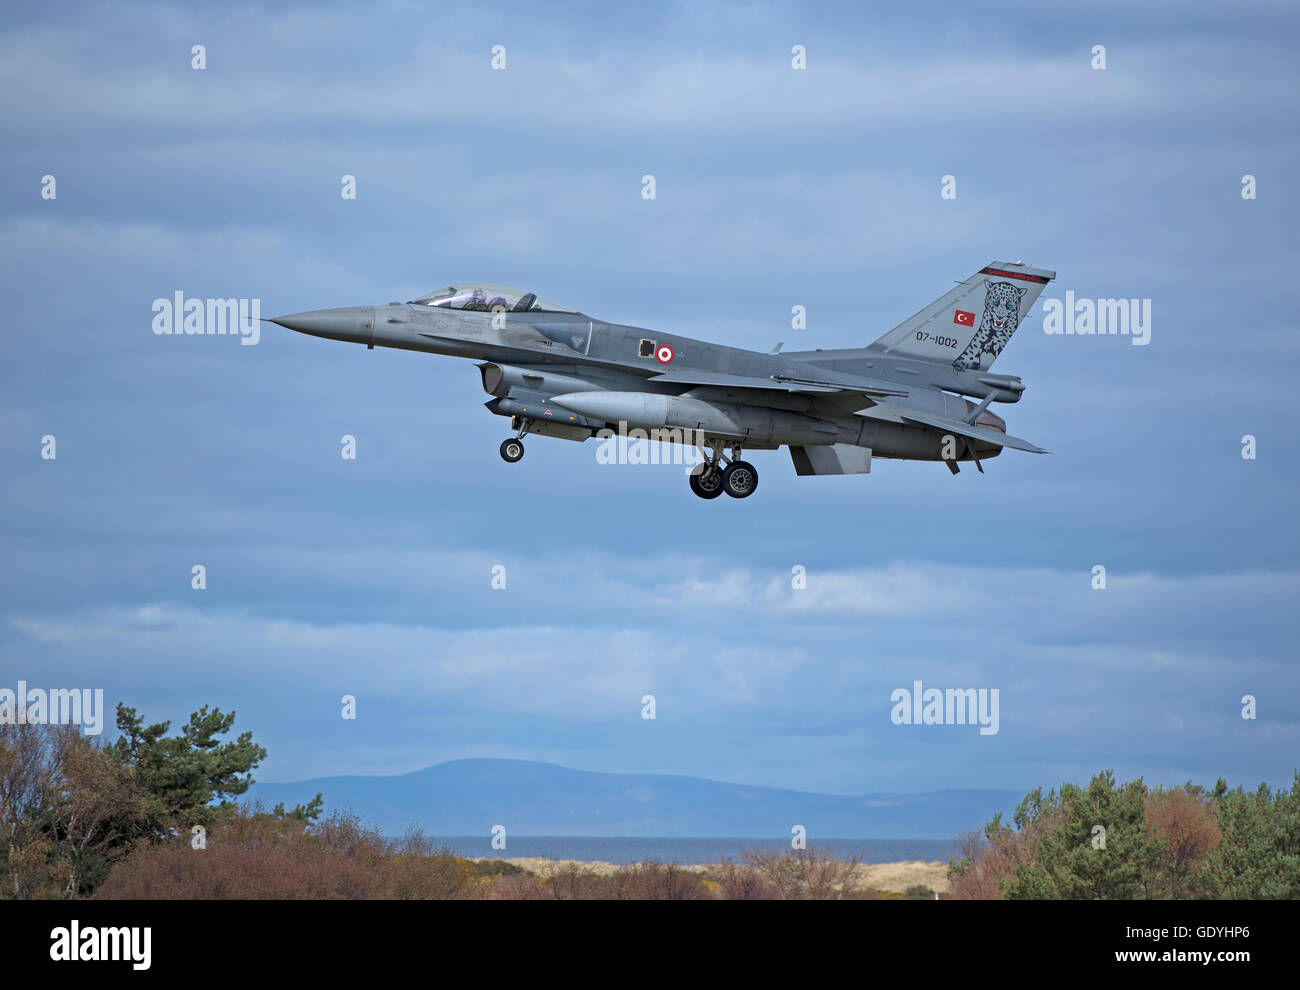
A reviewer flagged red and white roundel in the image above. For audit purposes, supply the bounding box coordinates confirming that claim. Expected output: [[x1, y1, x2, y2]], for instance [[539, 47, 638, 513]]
[[655, 344, 674, 364]]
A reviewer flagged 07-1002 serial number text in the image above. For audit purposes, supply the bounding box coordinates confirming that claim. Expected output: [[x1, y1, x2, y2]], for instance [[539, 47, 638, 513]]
[[916, 332, 959, 347]]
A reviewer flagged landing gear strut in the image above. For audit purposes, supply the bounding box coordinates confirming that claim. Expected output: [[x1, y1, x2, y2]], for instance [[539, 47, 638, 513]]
[[689, 464, 725, 499], [690, 440, 758, 499], [500, 419, 528, 463]]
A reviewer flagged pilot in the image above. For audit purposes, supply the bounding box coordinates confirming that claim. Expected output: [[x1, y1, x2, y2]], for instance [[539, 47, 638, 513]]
[[462, 288, 489, 311]]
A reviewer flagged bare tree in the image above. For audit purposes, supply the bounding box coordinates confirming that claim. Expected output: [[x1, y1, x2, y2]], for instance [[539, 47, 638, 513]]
[[0, 720, 58, 898], [741, 845, 863, 899]]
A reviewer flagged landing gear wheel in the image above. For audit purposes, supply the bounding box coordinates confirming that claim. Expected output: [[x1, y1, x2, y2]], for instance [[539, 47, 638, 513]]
[[722, 460, 758, 498], [689, 465, 725, 499], [500, 438, 525, 463]]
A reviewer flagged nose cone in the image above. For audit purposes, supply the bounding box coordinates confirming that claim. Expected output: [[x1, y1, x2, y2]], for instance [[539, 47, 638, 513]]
[[270, 306, 375, 344]]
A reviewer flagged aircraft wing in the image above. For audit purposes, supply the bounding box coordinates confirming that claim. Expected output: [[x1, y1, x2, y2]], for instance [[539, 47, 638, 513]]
[[859, 403, 1048, 453], [648, 369, 842, 393], [651, 370, 1043, 452], [649, 369, 907, 401]]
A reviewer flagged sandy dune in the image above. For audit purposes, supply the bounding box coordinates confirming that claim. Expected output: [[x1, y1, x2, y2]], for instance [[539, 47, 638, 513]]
[[476, 856, 950, 894], [855, 860, 949, 893]]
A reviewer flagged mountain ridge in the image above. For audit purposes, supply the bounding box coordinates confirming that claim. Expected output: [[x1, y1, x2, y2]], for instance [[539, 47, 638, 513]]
[[250, 758, 1021, 838]]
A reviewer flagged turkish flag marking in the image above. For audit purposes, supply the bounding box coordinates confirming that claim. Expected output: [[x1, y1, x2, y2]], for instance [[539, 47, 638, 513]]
[[954, 309, 975, 326], [655, 345, 674, 364]]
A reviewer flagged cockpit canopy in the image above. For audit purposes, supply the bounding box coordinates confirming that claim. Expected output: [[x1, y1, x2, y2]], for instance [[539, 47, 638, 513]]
[[409, 282, 579, 315]]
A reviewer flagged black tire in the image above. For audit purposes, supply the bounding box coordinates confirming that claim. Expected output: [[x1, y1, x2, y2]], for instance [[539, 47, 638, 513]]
[[722, 460, 758, 498], [689, 465, 725, 499], [500, 438, 525, 463]]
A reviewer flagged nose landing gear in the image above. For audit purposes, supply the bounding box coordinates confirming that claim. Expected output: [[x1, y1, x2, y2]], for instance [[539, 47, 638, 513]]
[[500, 418, 528, 462]]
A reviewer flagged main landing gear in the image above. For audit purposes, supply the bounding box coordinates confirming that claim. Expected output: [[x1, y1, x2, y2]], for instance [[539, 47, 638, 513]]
[[690, 440, 758, 500], [500, 419, 527, 463]]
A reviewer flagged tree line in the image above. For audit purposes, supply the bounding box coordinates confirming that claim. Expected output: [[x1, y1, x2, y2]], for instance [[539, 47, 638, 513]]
[[4, 706, 1295, 898], [948, 769, 1300, 899], [0, 702, 316, 898]]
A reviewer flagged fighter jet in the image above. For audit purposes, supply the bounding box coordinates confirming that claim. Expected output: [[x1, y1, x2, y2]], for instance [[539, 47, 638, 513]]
[[270, 262, 1054, 499]]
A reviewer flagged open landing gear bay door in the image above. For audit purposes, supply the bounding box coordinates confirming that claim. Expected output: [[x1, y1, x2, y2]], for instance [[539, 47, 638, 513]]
[[789, 444, 872, 476]]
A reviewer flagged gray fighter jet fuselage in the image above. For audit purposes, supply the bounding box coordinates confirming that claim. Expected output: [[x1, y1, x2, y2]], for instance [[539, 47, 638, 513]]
[[272, 264, 1054, 499]]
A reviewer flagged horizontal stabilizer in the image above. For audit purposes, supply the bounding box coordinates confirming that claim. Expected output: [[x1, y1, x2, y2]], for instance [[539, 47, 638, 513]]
[[894, 408, 1048, 454]]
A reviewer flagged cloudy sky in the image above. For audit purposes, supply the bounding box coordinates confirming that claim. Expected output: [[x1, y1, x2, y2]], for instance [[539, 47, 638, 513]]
[[1, 1, 1296, 804]]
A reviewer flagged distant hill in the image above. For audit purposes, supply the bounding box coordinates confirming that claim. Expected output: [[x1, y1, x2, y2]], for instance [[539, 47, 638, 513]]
[[249, 759, 1021, 838]]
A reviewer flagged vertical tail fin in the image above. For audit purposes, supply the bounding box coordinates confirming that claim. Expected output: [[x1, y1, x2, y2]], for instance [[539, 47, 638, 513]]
[[867, 262, 1055, 372]]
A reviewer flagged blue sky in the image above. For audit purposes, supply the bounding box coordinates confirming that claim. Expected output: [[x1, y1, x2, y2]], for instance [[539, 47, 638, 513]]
[[1, 0, 1297, 804]]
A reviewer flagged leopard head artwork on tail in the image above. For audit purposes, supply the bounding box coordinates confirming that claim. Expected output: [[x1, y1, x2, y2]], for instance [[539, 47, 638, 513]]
[[952, 280, 1026, 372]]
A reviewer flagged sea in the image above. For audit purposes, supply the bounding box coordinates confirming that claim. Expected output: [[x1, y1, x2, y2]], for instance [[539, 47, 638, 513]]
[[442, 836, 959, 865]]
